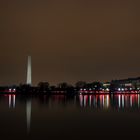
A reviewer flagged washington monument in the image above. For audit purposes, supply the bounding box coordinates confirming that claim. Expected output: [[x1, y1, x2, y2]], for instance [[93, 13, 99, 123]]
[[26, 56, 32, 85]]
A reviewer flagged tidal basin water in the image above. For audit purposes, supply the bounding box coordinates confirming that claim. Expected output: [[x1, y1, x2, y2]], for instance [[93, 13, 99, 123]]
[[0, 94, 140, 140]]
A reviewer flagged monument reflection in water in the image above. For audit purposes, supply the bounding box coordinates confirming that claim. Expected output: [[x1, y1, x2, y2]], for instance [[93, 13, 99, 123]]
[[1, 93, 140, 139]]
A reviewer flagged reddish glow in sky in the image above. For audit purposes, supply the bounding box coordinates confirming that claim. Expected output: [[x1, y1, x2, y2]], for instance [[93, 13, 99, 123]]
[[0, 0, 140, 85]]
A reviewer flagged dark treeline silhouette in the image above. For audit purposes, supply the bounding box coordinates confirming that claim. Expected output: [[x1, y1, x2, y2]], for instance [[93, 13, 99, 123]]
[[0, 77, 140, 95], [0, 81, 103, 95]]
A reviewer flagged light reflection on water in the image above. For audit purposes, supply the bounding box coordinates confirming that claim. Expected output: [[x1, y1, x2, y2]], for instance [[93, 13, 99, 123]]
[[79, 94, 110, 108], [4, 94, 140, 109], [1, 94, 140, 138], [8, 94, 16, 108], [79, 94, 140, 109]]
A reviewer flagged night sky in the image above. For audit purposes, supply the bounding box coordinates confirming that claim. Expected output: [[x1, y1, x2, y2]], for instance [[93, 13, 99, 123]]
[[0, 0, 140, 86]]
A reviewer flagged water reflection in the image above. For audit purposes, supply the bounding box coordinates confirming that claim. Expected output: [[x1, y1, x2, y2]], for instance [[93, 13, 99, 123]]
[[112, 94, 140, 109], [8, 94, 16, 108], [26, 99, 31, 134], [1, 93, 140, 135], [79, 94, 140, 109], [2, 94, 140, 110], [79, 94, 110, 108]]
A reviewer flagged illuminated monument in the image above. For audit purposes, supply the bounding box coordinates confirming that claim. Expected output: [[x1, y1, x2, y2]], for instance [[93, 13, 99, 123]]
[[26, 56, 32, 133], [26, 56, 32, 85]]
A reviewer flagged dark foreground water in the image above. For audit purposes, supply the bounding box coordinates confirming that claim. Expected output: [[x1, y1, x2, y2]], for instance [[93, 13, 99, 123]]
[[0, 94, 140, 140]]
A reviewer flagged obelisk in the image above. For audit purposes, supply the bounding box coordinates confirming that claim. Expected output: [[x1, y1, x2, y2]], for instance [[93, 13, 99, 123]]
[[26, 56, 32, 85]]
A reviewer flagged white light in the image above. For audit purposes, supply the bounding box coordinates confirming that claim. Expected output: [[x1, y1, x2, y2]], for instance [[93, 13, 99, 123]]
[[13, 95, 16, 108], [118, 95, 121, 108], [122, 95, 124, 108], [121, 88, 124, 91], [84, 89, 86, 91], [118, 88, 121, 91], [106, 88, 109, 91], [9, 95, 11, 108], [107, 95, 109, 108]]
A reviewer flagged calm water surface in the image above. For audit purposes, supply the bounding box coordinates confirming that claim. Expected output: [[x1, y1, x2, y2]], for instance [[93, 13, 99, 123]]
[[0, 94, 140, 140]]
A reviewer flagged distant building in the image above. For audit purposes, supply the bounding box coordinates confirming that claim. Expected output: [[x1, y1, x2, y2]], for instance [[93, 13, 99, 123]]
[[103, 82, 111, 89], [111, 77, 140, 90]]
